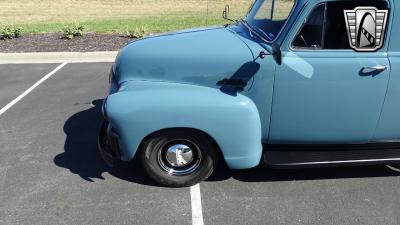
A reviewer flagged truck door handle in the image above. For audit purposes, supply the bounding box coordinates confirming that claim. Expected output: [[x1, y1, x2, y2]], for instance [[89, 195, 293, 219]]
[[360, 65, 389, 77], [363, 65, 389, 72]]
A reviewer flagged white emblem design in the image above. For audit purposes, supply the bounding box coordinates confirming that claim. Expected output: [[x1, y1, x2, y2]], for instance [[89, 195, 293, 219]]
[[344, 7, 388, 51]]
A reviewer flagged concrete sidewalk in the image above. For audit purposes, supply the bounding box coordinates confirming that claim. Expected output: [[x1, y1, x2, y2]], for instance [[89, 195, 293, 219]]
[[0, 51, 118, 64]]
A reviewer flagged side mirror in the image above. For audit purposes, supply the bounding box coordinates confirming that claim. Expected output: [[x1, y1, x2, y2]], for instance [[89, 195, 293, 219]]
[[272, 43, 282, 65], [222, 5, 230, 20]]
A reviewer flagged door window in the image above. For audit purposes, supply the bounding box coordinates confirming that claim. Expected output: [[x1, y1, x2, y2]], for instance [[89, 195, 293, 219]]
[[292, 0, 389, 50], [292, 4, 325, 49]]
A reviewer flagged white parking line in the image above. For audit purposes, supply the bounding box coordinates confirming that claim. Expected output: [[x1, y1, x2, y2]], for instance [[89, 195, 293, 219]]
[[190, 184, 204, 225], [0, 63, 67, 116]]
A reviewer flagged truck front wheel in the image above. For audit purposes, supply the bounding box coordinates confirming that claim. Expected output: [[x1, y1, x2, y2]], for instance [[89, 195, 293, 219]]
[[141, 129, 218, 187]]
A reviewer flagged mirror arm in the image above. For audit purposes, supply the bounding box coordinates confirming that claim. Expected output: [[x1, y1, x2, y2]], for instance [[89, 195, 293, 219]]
[[256, 43, 282, 65], [222, 4, 236, 23], [254, 51, 270, 61]]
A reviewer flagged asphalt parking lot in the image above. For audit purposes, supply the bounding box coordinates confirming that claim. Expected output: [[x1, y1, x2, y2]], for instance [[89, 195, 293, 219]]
[[1, 62, 400, 225]]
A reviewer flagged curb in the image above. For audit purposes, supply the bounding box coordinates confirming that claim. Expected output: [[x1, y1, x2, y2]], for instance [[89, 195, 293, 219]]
[[0, 51, 118, 64]]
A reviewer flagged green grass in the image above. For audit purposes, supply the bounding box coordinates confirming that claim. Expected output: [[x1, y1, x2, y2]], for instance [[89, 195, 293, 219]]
[[0, 0, 253, 34], [17, 17, 231, 34]]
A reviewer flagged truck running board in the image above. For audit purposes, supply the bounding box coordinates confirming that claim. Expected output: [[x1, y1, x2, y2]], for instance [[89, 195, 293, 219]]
[[264, 143, 400, 168]]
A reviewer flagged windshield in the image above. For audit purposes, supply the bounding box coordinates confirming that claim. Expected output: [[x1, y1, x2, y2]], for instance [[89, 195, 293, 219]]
[[245, 0, 296, 42]]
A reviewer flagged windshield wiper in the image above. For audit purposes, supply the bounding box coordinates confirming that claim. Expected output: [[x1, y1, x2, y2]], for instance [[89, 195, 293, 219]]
[[240, 19, 272, 43], [240, 19, 255, 37]]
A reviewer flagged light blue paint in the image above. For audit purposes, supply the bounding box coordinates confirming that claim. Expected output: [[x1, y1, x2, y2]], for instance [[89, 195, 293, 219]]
[[104, 0, 399, 169], [226, 23, 277, 143], [269, 51, 390, 144], [373, 0, 400, 140], [282, 52, 314, 79], [105, 81, 262, 169], [115, 26, 255, 91], [269, 0, 392, 144]]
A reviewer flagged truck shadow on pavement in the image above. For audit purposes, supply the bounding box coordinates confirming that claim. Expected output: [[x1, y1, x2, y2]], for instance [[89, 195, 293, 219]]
[[54, 99, 161, 187], [54, 99, 400, 186], [209, 160, 400, 183]]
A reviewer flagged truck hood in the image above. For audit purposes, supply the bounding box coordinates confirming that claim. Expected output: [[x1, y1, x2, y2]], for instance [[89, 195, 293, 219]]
[[114, 26, 257, 90]]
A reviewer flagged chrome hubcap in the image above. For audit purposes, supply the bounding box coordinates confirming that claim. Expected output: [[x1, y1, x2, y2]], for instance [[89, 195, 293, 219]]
[[157, 140, 202, 176], [165, 144, 194, 167]]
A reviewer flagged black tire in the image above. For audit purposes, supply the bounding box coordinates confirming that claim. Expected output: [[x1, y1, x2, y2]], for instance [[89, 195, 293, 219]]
[[141, 129, 218, 187]]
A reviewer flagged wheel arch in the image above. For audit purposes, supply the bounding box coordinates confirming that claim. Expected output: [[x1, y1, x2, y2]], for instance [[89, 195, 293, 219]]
[[105, 81, 263, 169], [137, 127, 224, 161]]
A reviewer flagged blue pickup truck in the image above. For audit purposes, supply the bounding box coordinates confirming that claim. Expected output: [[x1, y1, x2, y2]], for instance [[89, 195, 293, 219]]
[[99, 0, 399, 187]]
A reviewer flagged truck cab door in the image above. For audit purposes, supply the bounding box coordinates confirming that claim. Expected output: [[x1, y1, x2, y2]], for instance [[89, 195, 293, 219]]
[[269, 1, 391, 144]]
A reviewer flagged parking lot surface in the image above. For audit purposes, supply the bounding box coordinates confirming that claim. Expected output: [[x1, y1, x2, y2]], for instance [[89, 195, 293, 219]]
[[1, 62, 400, 225]]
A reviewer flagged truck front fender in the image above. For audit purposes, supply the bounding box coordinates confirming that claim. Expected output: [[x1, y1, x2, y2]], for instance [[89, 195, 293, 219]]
[[105, 81, 262, 169]]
